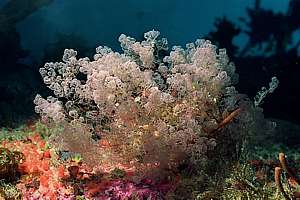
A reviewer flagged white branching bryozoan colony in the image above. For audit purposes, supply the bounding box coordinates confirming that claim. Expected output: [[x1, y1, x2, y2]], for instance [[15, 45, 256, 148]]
[[34, 30, 274, 175]]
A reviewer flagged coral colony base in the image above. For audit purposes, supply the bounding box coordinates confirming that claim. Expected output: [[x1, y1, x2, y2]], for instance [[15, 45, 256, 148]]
[[1, 30, 279, 199]]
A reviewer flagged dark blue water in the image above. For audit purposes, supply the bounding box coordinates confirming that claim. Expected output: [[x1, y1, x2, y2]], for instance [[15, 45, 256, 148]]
[[14, 0, 289, 61]]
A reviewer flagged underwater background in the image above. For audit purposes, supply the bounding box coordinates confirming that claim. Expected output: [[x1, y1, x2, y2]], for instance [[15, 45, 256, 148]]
[[1, 0, 299, 127], [1, 0, 300, 199]]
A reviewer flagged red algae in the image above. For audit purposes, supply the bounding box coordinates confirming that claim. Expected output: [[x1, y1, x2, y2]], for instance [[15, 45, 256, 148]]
[[1, 131, 179, 199]]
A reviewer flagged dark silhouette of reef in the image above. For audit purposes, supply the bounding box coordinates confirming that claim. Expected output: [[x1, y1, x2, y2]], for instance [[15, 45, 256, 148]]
[[206, 0, 300, 125], [0, 0, 53, 127], [0, 0, 53, 66], [0, 0, 93, 127]]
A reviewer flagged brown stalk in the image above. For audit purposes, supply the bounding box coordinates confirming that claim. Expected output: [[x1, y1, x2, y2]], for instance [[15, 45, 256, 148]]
[[275, 167, 291, 200], [278, 153, 299, 185], [217, 107, 242, 130], [207, 107, 242, 135]]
